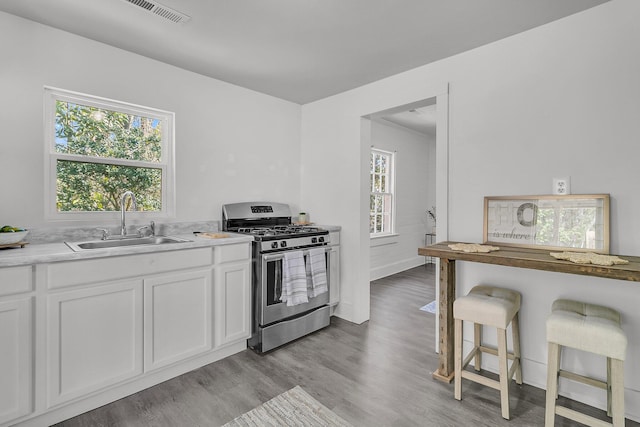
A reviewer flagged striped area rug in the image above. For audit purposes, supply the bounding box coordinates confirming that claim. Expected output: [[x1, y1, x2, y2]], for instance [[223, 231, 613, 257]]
[[222, 386, 352, 427]]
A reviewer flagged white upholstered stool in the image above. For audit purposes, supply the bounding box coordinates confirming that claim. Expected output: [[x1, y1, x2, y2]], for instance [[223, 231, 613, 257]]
[[545, 299, 627, 427], [454, 285, 522, 420]]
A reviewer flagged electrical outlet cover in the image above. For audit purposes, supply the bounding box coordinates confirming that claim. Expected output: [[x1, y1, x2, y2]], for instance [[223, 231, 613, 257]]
[[553, 177, 571, 195]]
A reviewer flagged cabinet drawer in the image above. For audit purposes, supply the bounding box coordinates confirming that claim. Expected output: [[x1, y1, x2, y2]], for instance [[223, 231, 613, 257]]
[[47, 248, 213, 289], [0, 265, 33, 296], [215, 243, 250, 264]]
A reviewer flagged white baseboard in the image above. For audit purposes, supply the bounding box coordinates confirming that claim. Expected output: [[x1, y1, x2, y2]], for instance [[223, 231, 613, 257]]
[[370, 256, 425, 281]]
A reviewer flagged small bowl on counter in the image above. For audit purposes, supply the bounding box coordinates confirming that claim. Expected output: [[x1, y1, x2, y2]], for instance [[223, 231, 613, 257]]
[[0, 230, 29, 246]]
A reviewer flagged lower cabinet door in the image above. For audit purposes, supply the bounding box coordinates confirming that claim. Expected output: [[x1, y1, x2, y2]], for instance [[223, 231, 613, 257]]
[[214, 262, 251, 347], [144, 269, 212, 371], [0, 297, 32, 424], [329, 245, 340, 307], [47, 281, 143, 406]]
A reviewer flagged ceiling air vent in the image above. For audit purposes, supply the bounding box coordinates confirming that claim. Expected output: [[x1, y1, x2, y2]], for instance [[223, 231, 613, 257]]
[[122, 0, 191, 24]]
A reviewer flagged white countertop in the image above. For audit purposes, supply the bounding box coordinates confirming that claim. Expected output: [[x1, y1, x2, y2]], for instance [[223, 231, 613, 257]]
[[0, 223, 341, 268], [0, 233, 254, 267]]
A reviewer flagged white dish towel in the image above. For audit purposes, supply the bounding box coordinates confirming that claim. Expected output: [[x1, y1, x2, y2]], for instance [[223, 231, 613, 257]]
[[281, 251, 309, 307], [306, 247, 328, 298]]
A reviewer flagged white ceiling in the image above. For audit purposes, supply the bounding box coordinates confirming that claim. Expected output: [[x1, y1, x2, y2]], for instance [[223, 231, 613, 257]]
[[1, 0, 608, 104]]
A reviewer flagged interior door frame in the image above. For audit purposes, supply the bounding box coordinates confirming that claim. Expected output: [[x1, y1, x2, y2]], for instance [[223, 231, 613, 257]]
[[361, 84, 450, 352]]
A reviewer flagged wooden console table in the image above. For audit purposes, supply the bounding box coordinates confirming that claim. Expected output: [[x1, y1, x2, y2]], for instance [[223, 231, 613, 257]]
[[418, 242, 640, 383]]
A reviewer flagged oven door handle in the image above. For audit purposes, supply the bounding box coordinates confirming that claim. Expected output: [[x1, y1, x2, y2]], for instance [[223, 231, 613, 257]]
[[262, 246, 331, 262]]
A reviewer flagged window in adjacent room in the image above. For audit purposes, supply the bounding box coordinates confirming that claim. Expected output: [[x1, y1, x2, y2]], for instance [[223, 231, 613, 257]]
[[370, 148, 395, 236], [44, 87, 175, 220]]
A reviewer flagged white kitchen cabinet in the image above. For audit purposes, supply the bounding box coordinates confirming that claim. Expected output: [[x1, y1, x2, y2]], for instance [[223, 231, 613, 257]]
[[214, 261, 251, 347], [10, 241, 252, 427], [47, 280, 143, 406], [0, 265, 32, 296], [47, 248, 212, 290], [329, 231, 340, 307], [214, 242, 250, 264], [329, 245, 340, 307], [144, 269, 212, 371], [0, 296, 33, 424]]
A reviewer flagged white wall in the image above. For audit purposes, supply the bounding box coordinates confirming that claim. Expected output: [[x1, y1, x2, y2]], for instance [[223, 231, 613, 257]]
[[301, 0, 640, 420], [0, 12, 302, 229], [369, 120, 435, 280], [4, 0, 640, 419]]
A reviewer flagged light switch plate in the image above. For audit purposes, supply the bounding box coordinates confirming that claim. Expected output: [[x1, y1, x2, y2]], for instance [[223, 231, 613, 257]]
[[553, 177, 571, 195]]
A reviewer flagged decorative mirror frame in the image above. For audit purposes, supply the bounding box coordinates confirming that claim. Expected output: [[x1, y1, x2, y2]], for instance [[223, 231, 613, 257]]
[[483, 194, 610, 253]]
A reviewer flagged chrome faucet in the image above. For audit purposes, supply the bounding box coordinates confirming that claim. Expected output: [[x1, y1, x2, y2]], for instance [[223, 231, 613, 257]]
[[120, 191, 137, 237]]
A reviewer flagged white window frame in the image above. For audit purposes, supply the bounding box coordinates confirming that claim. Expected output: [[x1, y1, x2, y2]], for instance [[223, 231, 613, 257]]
[[369, 148, 395, 237], [44, 87, 175, 221]]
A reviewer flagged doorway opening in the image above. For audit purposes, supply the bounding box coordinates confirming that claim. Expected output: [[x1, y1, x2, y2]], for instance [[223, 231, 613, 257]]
[[367, 98, 437, 280], [361, 90, 449, 351]]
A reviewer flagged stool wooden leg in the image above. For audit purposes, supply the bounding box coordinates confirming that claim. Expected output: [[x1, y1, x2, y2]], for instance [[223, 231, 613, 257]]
[[454, 318, 463, 400], [497, 327, 510, 420], [555, 346, 561, 399], [474, 323, 482, 371], [545, 342, 560, 427], [607, 357, 612, 417], [610, 358, 625, 427], [511, 312, 522, 384]]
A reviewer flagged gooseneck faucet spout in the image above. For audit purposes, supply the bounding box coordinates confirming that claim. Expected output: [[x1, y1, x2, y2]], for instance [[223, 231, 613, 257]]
[[120, 191, 137, 237]]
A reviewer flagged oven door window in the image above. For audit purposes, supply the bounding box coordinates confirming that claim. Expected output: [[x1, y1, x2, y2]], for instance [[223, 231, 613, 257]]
[[263, 251, 330, 306], [260, 250, 331, 325], [266, 258, 283, 306]]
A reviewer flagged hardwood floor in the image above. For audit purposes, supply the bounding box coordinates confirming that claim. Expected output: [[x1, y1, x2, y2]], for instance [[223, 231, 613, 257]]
[[55, 265, 637, 427]]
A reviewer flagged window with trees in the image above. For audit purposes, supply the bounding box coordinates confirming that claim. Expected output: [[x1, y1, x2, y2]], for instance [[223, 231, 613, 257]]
[[44, 87, 174, 220], [370, 149, 394, 236]]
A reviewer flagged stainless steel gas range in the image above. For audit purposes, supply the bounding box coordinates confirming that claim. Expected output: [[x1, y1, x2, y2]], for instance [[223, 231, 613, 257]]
[[222, 202, 331, 353]]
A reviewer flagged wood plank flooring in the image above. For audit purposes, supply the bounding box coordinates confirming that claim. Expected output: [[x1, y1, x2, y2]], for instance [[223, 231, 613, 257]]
[[55, 265, 637, 426]]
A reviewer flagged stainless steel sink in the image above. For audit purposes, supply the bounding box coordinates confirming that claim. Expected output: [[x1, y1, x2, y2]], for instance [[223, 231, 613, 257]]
[[65, 236, 191, 252]]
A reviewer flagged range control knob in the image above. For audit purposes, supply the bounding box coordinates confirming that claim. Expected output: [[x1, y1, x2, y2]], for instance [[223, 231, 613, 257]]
[[318, 237, 325, 243], [280, 241, 287, 248], [311, 237, 318, 244], [271, 242, 278, 249]]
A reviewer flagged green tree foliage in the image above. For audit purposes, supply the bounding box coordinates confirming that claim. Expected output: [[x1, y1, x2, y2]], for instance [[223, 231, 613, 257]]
[[535, 207, 597, 249], [55, 101, 162, 212]]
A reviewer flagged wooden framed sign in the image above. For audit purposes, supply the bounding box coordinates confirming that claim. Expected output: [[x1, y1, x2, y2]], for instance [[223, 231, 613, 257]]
[[483, 194, 610, 253]]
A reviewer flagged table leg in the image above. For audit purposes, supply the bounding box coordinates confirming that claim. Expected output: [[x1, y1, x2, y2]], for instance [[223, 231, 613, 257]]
[[433, 258, 456, 383]]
